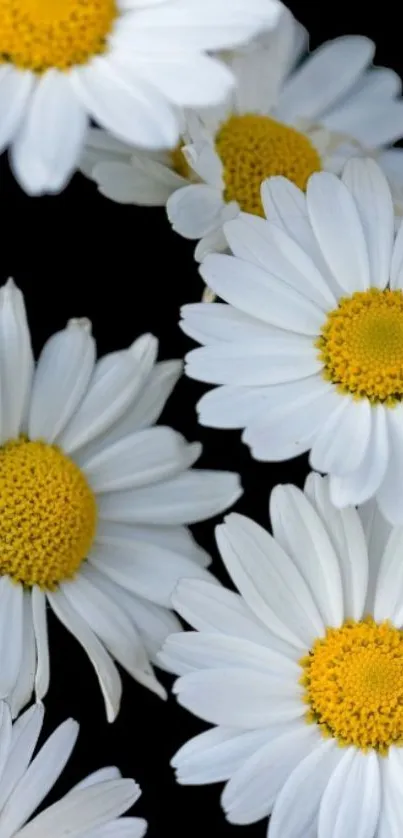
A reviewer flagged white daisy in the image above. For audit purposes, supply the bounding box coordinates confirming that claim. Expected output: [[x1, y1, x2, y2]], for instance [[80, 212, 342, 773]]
[[0, 700, 145, 838], [181, 157, 403, 524], [0, 279, 242, 721], [160, 473, 403, 837], [167, 9, 403, 263], [0, 0, 281, 196]]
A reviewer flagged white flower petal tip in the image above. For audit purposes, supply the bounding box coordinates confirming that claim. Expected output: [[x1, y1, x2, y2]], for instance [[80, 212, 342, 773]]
[[0, 280, 241, 718], [167, 476, 403, 831]]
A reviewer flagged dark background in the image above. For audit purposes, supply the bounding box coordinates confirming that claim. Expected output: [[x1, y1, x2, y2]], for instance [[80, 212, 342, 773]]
[[0, 1, 400, 834]]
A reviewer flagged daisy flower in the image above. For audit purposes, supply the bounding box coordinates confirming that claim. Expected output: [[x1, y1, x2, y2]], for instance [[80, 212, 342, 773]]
[[0, 279, 241, 721], [0, 700, 145, 838], [0, 0, 281, 196], [161, 473, 403, 837], [167, 9, 403, 263], [181, 157, 403, 524]]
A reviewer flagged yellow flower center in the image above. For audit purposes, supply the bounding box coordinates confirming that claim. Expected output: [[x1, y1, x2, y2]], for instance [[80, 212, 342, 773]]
[[0, 0, 117, 72], [301, 618, 403, 754], [0, 438, 97, 590], [318, 288, 403, 404], [214, 113, 322, 216]]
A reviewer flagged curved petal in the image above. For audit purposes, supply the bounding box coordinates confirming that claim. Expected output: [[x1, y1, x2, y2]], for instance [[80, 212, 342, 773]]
[[31, 587, 50, 703], [330, 405, 389, 508], [159, 632, 299, 678], [0, 705, 44, 812], [0, 67, 34, 156], [9, 591, 36, 719], [0, 280, 33, 444], [318, 749, 380, 838], [375, 405, 403, 525], [0, 578, 24, 700], [171, 726, 270, 785], [310, 397, 372, 477]]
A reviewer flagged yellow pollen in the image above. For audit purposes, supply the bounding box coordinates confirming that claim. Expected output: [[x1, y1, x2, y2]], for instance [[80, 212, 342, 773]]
[[0, 0, 117, 72], [0, 438, 97, 590], [214, 113, 322, 216], [300, 618, 403, 753], [318, 288, 403, 404], [170, 142, 191, 180]]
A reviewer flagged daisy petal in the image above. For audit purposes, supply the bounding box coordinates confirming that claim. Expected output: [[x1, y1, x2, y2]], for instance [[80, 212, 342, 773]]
[[0, 577, 24, 699], [159, 632, 299, 677], [171, 727, 270, 785], [0, 703, 12, 788], [375, 406, 403, 525], [173, 668, 304, 728], [180, 303, 270, 346], [0, 704, 44, 812], [15, 779, 139, 838], [9, 592, 36, 719], [48, 590, 122, 723], [0, 67, 34, 155], [341, 158, 394, 290], [28, 319, 95, 443], [58, 334, 157, 454], [0, 719, 79, 837], [71, 767, 121, 792], [216, 514, 324, 649], [167, 185, 224, 239], [97, 469, 242, 525], [11, 70, 88, 195], [269, 484, 344, 626], [307, 172, 370, 293], [221, 724, 321, 825], [31, 587, 50, 703], [330, 405, 388, 507], [358, 498, 392, 613], [390, 219, 403, 290], [269, 740, 342, 838], [309, 397, 371, 477], [373, 526, 403, 626], [0, 280, 33, 444], [82, 816, 147, 838], [318, 748, 380, 838]]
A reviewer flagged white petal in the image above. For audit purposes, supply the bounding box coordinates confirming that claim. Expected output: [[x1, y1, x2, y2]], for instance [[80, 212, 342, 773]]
[[185, 337, 321, 386], [376, 405, 403, 525], [11, 71, 88, 195], [277, 36, 374, 122], [29, 320, 95, 442], [48, 590, 121, 722], [304, 475, 369, 621], [390, 219, 403, 290], [269, 484, 344, 626], [60, 569, 165, 698], [173, 668, 303, 728], [89, 539, 213, 608], [180, 303, 270, 346], [222, 724, 321, 824], [341, 158, 394, 290], [95, 518, 210, 567], [71, 58, 178, 148], [243, 381, 340, 463], [171, 727, 270, 785], [93, 154, 185, 206], [128, 52, 234, 108], [224, 216, 336, 310], [9, 592, 36, 718], [216, 514, 324, 649], [0, 704, 44, 812], [15, 779, 139, 838], [167, 185, 224, 239], [318, 749, 380, 838], [0, 279, 33, 444], [82, 816, 147, 838], [377, 748, 403, 838], [199, 254, 324, 335], [0, 67, 34, 155], [81, 427, 200, 493], [172, 579, 296, 657], [0, 578, 24, 699], [269, 739, 342, 838], [70, 767, 121, 792], [159, 632, 299, 678], [73, 360, 182, 465], [58, 334, 157, 454], [31, 587, 50, 703], [97, 469, 242, 525], [324, 99, 403, 148], [0, 719, 79, 838], [307, 172, 370, 293], [310, 397, 372, 476], [358, 497, 392, 613], [0, 703, 12, 790], [330, 405, 389, 507], [373, 525, 403, 625]]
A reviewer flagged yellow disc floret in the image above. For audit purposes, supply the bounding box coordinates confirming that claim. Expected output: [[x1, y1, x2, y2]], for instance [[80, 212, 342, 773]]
[[301, 618, 403, 753], [0, 438, 97, 589], [318, 288, 403, 404], [0, 0, 117, 72], [215, 113, 322, 216]]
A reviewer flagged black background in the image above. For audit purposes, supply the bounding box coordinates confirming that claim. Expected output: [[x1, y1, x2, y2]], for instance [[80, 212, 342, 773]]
[[0, 2, 400, 835]]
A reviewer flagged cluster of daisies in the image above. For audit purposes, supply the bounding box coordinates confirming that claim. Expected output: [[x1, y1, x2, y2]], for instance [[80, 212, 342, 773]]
[[3, 0, 403, 836]]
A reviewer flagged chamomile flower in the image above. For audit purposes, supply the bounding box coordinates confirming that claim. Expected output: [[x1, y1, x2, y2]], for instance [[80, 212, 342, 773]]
[[0, 0, 281, 196], [0, 279, 241, 721], [0, 701, 145, 838], [167, 9, 403, 262], [161, 474, 403, 838], [181, 157, 403, 524]]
